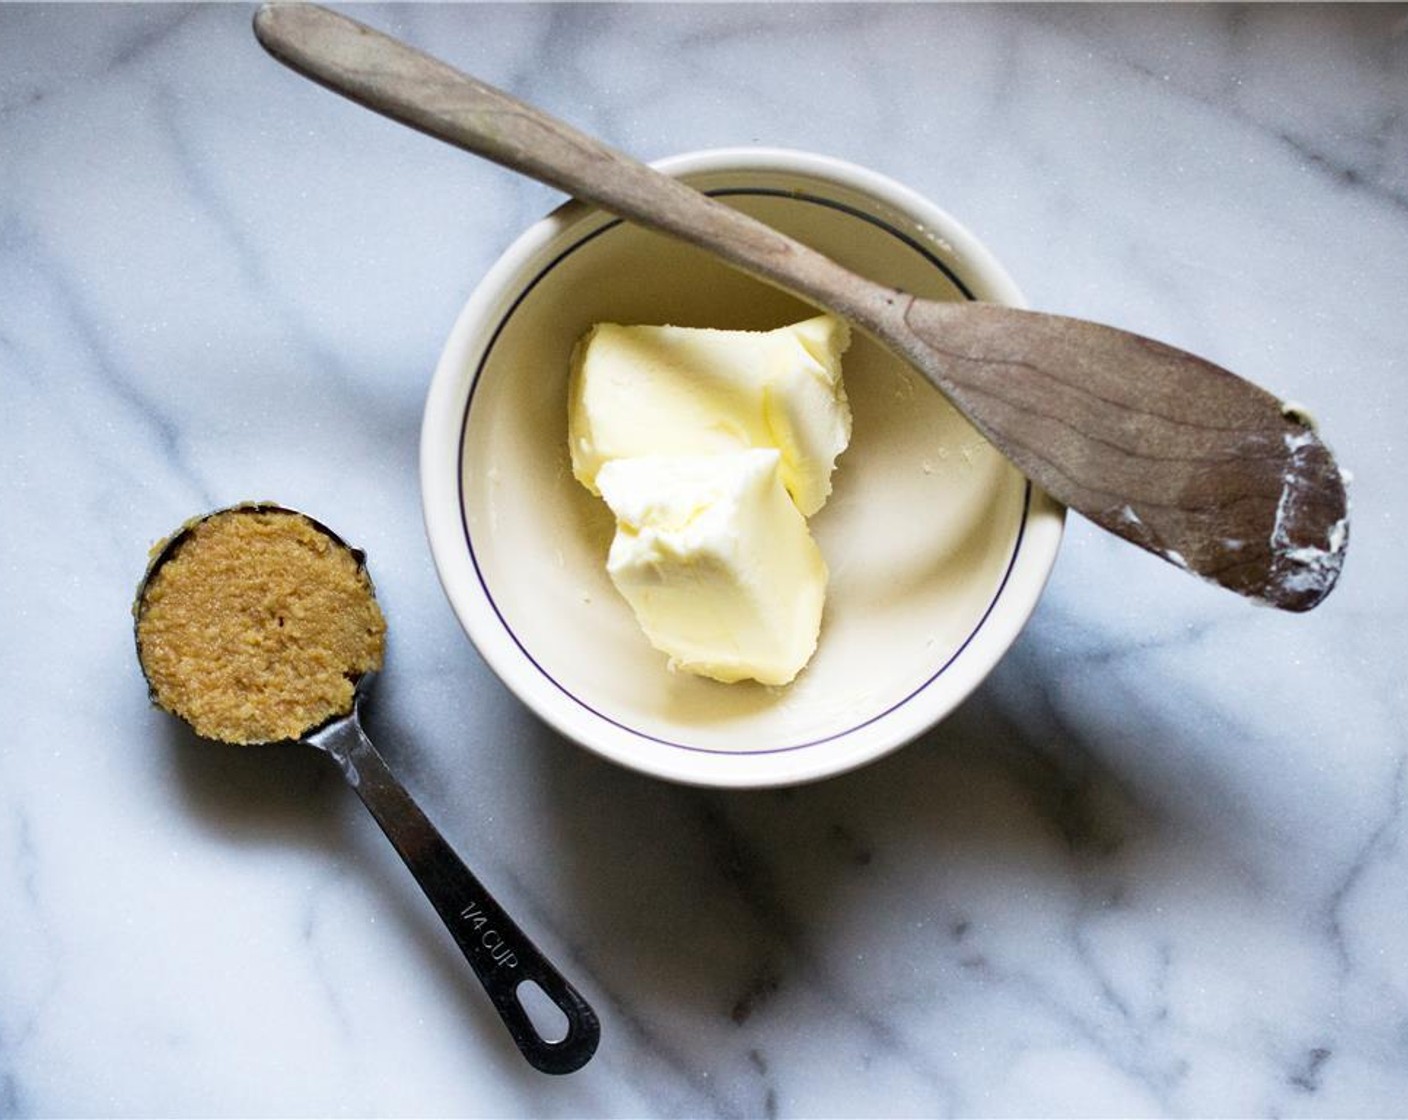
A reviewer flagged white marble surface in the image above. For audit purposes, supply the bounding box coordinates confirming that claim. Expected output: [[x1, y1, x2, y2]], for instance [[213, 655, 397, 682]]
[[2, 2, 1406, 1115]]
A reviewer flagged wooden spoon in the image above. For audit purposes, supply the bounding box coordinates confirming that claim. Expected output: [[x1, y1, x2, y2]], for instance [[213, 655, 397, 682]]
[[253, 2, 1349, 611]]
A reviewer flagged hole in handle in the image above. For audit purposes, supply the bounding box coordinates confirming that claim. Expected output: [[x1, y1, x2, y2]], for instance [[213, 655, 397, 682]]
[[516, 978, 570, 1044]]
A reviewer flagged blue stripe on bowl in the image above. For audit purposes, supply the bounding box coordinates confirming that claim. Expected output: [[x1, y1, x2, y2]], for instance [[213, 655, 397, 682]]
[[457, 188, 1030, 756]]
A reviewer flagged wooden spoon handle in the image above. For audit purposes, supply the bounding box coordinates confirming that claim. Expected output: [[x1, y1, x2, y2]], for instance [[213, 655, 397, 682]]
[[253, 2, 896, 332]]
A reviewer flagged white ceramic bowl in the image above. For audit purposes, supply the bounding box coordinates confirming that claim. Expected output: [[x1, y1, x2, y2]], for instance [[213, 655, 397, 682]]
[[422, 149, 1063, 788]]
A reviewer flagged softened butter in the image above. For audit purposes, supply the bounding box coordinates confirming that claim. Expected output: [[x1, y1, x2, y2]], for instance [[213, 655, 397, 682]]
[[595, 450, 826, 686], [569, 314, 852, 517]]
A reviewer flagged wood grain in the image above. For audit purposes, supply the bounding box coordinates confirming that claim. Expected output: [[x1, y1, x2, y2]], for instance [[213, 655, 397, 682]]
[[896, 302, 1348, 610]]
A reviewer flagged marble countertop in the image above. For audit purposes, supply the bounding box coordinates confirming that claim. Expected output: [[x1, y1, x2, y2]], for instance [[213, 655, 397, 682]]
[[3, 3, 1406, 1116]]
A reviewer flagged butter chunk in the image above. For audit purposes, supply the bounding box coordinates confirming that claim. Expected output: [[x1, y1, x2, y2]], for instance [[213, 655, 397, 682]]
[[570, 314, 852, 516], [595, 450, 827, 686]]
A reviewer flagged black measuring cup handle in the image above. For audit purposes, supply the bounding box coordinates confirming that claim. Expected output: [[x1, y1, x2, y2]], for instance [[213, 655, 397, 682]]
[[309, 708, 600, 1075]]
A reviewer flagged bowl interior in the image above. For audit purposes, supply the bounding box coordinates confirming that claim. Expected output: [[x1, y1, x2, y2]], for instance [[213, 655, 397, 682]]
[[438, 157, 1058, 783]]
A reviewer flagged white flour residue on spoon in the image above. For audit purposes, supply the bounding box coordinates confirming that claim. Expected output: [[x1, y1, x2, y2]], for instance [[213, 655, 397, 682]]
[[1269, 428, 1349, 599]]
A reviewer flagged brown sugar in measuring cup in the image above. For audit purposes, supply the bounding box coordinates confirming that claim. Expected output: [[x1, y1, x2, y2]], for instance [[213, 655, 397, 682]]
[[135, 505, 385, 744]]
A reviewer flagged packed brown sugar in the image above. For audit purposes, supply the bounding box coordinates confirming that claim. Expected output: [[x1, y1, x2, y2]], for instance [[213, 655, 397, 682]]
[[136, 508, 386, 744]]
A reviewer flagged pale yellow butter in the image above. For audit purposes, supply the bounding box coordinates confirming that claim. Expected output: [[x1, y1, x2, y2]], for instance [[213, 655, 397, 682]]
[[569, 314, 852, 517], [595, 450, 826, 686]]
